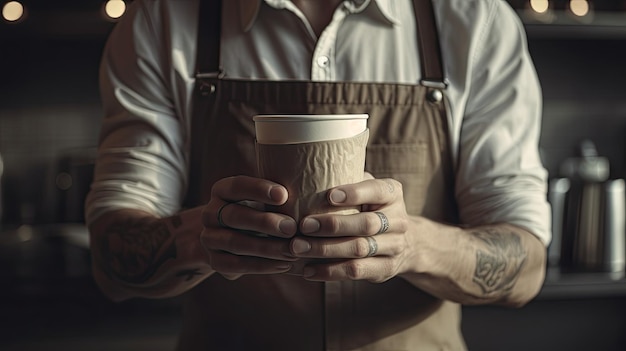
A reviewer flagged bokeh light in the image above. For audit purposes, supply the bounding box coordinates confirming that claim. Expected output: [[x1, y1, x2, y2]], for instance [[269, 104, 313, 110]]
[[570, 0, 590, 17], [2, 1, 25, 22], [530, 0, 550, 14], [104, 0, 126, 20]]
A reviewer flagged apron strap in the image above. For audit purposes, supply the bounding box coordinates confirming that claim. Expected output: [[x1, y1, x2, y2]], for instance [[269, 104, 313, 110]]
[[413, 0, 447, 88], [186, 0, 222, 207], [195, 0, 446, 86], [196, 0, 222, 78]]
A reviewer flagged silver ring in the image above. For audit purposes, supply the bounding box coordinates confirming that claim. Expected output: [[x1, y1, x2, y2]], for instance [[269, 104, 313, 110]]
[[365, 236, 378, 257], [217, 202, 233, 228], [375, 211, 389, 234]]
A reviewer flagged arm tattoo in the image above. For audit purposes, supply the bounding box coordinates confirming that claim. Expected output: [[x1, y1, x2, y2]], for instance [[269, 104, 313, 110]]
[[99, 218, 177, 284], [471, 228, 527, 295]]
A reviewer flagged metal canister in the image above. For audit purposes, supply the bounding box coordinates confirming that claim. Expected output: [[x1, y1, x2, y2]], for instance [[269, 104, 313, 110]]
[[603, 179, 625, 275]]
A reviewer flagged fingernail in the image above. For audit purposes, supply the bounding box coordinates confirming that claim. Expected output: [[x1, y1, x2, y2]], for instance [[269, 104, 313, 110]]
[[301, 218, 321, 233], [330, 190, 347, 203], [292, 238, 311, 254], [279, 219, 297, 236], [269, 185, 288, 204], [302, 267, 315, 277]]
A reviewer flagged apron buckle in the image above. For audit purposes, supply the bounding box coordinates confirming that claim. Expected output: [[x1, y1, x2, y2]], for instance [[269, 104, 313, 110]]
[[420, 79, 448, 90]]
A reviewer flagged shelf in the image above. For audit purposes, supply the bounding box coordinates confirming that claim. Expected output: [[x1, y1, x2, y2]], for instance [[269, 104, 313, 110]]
[[538, 267, 626, 300], [519, 10, 626, 39]]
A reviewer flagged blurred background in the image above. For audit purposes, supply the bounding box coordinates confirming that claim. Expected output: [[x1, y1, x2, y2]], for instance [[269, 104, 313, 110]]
[[0, 0, 625, 350]]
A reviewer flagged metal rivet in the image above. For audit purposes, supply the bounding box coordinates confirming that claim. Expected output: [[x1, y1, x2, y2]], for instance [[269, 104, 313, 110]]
[[200, 83, 216, 96], [427, 89, 443, 103]]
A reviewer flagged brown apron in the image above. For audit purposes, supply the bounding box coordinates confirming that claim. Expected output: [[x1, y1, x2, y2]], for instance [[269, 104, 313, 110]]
[[179, 1, 464, 350]]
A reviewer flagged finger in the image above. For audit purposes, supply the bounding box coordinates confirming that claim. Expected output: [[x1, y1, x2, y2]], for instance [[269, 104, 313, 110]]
[[201, 227, 296, 261], [211, 175, 288, 205], [300, 211, 406, 237], [301, 257, 396, 283], [327, 178, 402, 208], [290, 234, 403, 259], [208, 250, 294, 276], [202, 201, 297, 238]]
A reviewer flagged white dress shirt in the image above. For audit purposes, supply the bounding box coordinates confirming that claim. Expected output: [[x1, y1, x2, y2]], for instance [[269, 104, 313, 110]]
[[86, 0, 551, 245]]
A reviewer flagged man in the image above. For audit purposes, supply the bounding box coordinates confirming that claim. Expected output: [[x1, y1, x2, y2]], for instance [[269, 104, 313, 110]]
[[86, 0, 551, 350]]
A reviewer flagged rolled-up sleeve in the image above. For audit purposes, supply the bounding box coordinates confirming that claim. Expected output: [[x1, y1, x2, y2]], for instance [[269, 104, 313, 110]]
[[454, 2, 551, 245], [85, 1, 189, 224]]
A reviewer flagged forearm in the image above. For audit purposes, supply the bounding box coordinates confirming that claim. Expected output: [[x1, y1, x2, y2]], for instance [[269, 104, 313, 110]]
[[400, 218, 546, 307], [88, 207, 214, 301]]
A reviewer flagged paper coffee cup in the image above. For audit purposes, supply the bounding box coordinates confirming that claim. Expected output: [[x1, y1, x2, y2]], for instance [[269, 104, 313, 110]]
[[254, 114, 370, 275], [253, 114, 368, 144]]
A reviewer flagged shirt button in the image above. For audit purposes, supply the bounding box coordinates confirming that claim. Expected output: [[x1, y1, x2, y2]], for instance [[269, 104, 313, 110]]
[[316, 55, 330, 68]]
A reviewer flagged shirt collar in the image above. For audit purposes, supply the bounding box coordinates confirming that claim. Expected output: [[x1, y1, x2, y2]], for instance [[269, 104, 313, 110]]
[[238, 0, 399, 32]]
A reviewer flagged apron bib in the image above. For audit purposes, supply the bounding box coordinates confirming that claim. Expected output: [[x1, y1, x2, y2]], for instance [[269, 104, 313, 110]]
[[179, 1, 464, 350]]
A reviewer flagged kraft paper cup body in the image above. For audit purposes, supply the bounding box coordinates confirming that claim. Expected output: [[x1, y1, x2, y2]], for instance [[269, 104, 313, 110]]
[[256, 130, 369, 221], [253, 114, 368, 144], [254, 114, 370, 275]]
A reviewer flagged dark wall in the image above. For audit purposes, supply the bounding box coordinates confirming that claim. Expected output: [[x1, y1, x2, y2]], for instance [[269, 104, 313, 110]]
[[0, 26, 110, 224], [533, 37, 626, 180]]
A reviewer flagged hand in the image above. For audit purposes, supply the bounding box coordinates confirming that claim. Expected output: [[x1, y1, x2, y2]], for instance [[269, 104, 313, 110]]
[[289, 177, 410, 283], [200, 176, 298, 280]]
